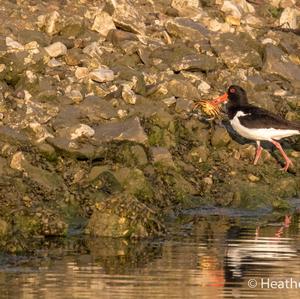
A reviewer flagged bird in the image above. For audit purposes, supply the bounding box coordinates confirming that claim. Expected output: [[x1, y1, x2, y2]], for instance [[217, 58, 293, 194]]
[[210, 85, 300, 171]]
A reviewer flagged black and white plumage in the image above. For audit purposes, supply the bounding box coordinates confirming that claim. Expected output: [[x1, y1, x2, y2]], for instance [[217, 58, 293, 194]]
[[212, 85, 300, 171]]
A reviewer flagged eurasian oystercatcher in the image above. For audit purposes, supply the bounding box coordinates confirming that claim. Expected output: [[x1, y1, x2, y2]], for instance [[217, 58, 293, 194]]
[[211, 85, 300, 171]]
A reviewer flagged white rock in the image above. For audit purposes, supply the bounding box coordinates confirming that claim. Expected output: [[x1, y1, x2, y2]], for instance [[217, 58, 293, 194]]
[[91, 11, 116, 36], [10, 152, 25, 171], [70, 124, 95, 140], [29, 122, 54, 143], [48, 58, 63, 67], [206, 19, 231, 32], [274, 89, 288, 96], [280, 0, 296, 8], [243, 15, 262, 26], [280, 7, 300, 29], [24, 90, 32, 101], [67, 90, 83, 103], [221, 0, 254, 19], [221, 1, 242, 18], [89, 68, 114, 83], [75, 67, 89, 79], [6, 37, 24, 50], [117, 109, 128, 118], [270, 0, 281, 7], [44, 42, 67, 58], [37, 11, 61, 36], [83, 42, 103, 58], [25, 70, 37, 83], [198, 81, 211, 93], [24, 41, 39, 50], [203, 177, 213, 185], [262, 38, 277, 45], [226, 15, 240, 26], [172, 0, 199, 8], [162, 97, 177, 107], [0, 64, 6, 73], [122, 84, 136, 104], [238, 0, 255, 13]]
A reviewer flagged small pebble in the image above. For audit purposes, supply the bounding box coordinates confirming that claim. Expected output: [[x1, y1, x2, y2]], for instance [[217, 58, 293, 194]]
[[44, 42, 67, 58], [248, 173, 260, 182], [89, 68, 114, 83], [75, 67, 89, 79]]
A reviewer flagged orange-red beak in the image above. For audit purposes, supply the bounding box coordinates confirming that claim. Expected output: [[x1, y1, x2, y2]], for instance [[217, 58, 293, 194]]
[[211, 93, 228, 106]]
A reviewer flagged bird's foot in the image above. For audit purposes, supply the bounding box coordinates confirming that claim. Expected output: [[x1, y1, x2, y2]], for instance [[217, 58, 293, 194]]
[[281, 159, 293, 172]]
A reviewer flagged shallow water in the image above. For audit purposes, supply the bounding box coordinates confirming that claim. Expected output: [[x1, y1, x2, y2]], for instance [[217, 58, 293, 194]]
[[1, 206, 300, 299]]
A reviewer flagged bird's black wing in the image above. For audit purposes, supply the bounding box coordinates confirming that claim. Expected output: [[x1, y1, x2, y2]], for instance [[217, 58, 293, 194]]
[[237, 106, 300, 130]]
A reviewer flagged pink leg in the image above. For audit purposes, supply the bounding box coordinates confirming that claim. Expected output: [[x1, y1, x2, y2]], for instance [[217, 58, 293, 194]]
[[255, 226, 260, 239], [271, 140, 293, 171], [275, 215, 291, 238], [284, 214, 292, 228], [253, 141, 262, 165]]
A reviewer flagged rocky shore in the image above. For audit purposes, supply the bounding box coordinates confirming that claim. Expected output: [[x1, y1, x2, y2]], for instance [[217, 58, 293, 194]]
[[0, 0, 300, 251]]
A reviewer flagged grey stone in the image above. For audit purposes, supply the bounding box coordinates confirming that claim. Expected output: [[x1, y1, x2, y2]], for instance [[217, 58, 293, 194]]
[[165, 17, 211, 42], [60, 22, 84, 39], [93, 117, 148, 144], [17, 29, 50, 46], [263, 44, 300, 84], [78, 96, 118, 121], [10, 151, 64, 190], [52, 106, 82, 131], [107, 29, 139, 47], [175, 98, 193, 113], [171, 53, 218, 72], [0, 126, 29, 145], [47, 136, 105, 159], [167, 79, 200, 99], [211, 32, 262, 68]]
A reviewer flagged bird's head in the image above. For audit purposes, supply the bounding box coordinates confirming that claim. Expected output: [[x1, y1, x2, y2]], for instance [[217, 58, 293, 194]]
[[210, 85, 248, 107]]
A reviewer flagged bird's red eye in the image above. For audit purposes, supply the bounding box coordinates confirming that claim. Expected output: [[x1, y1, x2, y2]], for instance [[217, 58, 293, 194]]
[[230, 88, 236, 93]]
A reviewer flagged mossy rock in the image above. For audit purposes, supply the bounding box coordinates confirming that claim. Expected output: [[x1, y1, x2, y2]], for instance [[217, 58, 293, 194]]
[[115, 144, 148, 167], [188, 146, 209, 163], [214, 175, 298, 210], [211, 127, 231, 148], [14, 214, 41, 235], [14, 210, 68, 237], [60, 23, 84, 38], [113, 167, 154, 202], [148, 126, 176, 147], [86, 193, 164, 238], [0, 218, 9, 237], [157, 168, 196, 201], [99, 171, 123, 194]]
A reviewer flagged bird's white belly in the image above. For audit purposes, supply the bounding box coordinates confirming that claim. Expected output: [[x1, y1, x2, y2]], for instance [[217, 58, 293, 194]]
[[230, 112, 300, 141]]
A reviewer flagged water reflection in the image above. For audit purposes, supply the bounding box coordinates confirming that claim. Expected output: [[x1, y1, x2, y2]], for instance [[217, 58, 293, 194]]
[[0, 211, 300, 298]]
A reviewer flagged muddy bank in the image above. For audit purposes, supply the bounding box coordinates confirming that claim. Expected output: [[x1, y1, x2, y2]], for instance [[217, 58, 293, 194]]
[[0, 0, 300, 250]]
